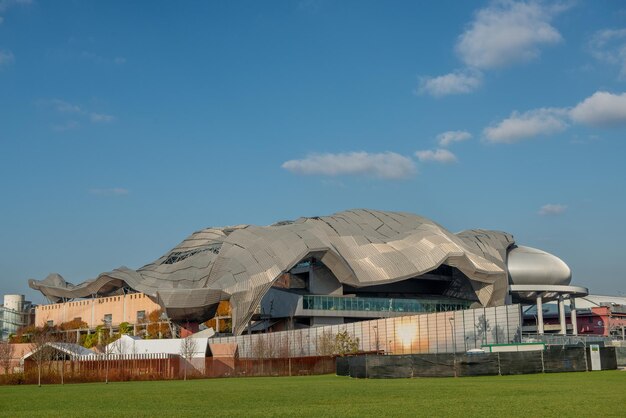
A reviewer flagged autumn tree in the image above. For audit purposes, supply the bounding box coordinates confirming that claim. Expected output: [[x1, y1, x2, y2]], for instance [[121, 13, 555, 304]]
[[316, 330, 360, 357], [118, 322, 132, 335], [203, 301, 232, 334], [59, 319, 88, 344], [334, 330, 359, 356], [10, 325, 41, 343], [0, 341, 14, 374], [59, 318, 88, 331], [179, 336, 198, 381], [29, 328, 54, 387], [251, 335, 272, 359], [146, 309, 171, 339], [316, 330, 336, 356]]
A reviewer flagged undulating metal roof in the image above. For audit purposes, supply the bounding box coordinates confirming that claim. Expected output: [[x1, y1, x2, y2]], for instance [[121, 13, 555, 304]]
[[29, 209, 515, 335]]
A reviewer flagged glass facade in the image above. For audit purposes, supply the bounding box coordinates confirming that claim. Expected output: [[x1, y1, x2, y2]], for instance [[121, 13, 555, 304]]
[[302, 295, 471, 314], [0, 306, 27, 340]]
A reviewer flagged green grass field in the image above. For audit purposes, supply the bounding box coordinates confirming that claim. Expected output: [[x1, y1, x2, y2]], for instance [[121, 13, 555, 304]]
[[1, 371, 625, 417]]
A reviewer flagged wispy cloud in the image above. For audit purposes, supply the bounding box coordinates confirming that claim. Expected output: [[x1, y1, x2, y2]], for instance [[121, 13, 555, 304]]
[[418, 69, 482, 98], [282, 152, 416, 180], [483, 108, 568, 143], [39, 98, 115, 129], [570, 91, 626, 127], [81, 51, 126, 66], [437, 130, 472, 147], [0, 49, 14, 68], [52, 120, 80, 132], [89, 113, 115, 123], [456, 0, 564, 70], [0, 0, 32, 12], [538, 203, 567, 216], [587, 28, 626, 80], [298, 0, 323, 13], [415, 149, 458, 163], [88, 188, 130, 197], [50, 99, 82, 114], [0, 0, 32, 22]]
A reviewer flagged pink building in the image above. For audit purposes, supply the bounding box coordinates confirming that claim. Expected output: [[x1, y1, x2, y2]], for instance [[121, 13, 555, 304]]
[[523, 295, 626, 338], [36, 293, 161, 329]]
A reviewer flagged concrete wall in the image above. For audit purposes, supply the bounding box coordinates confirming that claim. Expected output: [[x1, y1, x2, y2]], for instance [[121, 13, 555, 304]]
[[309, 264, 342, 296]]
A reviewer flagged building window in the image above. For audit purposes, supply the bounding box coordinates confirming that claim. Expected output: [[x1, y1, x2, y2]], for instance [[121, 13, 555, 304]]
[[103, 314, 112, 327], [162, 244, 222, 265], [137, 310, 145, 322], [46, 320, 54, 327]]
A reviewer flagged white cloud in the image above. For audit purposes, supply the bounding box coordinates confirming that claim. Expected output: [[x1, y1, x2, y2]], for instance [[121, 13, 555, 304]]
[[89, 188, 130, 197], [483, 108, 568, 143], [415, 149, 458, 163], [0, 49, 14, 67], [437, 130, 472, 147], [587, 28, 626, 80], [456, 0, 563, 70], [483, 90, 626, 143], [418, 69, 482, 97], [282, 152, 416, 180], [538, 203, 567, 216], [569, 91, 626, 127]]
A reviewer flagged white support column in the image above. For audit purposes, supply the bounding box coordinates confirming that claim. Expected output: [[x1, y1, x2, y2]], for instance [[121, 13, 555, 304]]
[[536, 295, 544, 335], [558, 295, 567, 335], [570, 297, 578, 336]]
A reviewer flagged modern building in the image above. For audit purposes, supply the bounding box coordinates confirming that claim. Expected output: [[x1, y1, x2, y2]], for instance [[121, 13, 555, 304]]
[[0, 294, 35, 341], [29, 209, 586, 335]]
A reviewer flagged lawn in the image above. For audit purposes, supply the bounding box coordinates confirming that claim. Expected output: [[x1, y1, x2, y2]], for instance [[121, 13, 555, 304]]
[[0, 371, 625, 417]]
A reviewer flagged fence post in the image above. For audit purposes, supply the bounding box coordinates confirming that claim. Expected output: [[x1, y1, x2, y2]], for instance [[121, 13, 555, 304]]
[[497, 352, 501, 376], [540, 349, 545, 373]]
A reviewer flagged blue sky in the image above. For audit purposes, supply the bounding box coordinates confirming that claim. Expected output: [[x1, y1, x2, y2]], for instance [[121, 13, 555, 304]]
[[1, 0, 625, 302]]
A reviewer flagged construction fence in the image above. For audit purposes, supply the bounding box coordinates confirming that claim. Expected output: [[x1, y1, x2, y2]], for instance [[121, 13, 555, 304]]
[[2, 355, 336, 385], [337, 346, 618, 378], [211, 304, 522, 358], [204, 356, 335, 378]]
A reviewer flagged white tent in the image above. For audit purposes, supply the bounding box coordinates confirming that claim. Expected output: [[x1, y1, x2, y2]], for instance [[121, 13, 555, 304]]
[[23, 342, 96, 361], [105, 335, 208, 358]]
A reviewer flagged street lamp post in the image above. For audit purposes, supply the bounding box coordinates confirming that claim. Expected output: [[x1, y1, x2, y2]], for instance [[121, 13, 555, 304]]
[[449, 317, 457, 377]]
